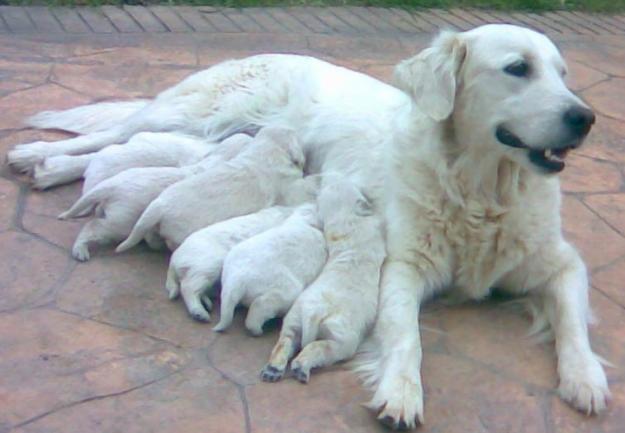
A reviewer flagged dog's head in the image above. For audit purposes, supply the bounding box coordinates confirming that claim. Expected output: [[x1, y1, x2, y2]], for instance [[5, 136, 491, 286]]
[[395, 24, 593, 174]]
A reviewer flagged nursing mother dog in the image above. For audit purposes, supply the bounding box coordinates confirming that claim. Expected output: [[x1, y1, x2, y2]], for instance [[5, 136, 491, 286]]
[[7, 25, 608, 430]]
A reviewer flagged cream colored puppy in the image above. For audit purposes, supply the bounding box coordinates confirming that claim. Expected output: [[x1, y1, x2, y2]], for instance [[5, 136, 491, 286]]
[[59, 134, 252, 261], [32, 132, 216, 191], [261, 180, 385, 383], [166, 206, 294, 322], [214, 203, 326, 335], [116, 127, 305, 252]]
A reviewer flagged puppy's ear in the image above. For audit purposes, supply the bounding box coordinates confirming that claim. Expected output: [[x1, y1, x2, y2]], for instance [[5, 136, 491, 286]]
[[355, 194, 374, 217], [394, 31, 466, 121]]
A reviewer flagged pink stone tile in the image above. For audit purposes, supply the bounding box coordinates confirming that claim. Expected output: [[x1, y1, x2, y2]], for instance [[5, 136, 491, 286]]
[[437, 302, 557, 389], [0, 178, 18, 231], [50, 63, 198, 99], [247, 369, 381, 433], [66, 44, 196, 67], [584, 193, 625, 237], [566, 60, 609, 92], [583, 78, 625, 121], [56, 251, 216, 348], [561, 196, 625, 271], [560, 154, 622, 193], [0, 308, 185, 428], [577, 115, 625, 166], [0, 84, 90, 132], [11, 367, 244, 433], [0, 231, 69, 311]]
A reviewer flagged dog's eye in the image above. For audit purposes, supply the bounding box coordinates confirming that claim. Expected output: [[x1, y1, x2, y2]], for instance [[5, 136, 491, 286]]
[[504, 60, 530, 77]]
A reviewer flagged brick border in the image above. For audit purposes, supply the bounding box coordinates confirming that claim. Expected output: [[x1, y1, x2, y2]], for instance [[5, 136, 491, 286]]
[[0, 5, 624, 36]]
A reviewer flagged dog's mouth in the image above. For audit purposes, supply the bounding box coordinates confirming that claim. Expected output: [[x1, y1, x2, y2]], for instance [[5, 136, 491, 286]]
[[495, 126, 576, 174]]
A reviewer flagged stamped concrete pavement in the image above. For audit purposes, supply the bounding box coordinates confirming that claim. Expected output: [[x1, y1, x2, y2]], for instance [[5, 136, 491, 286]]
[[0, 6, 625, 433]]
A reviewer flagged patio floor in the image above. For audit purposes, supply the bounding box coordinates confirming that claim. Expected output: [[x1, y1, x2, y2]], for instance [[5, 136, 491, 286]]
[[0, 6, 624, 433]]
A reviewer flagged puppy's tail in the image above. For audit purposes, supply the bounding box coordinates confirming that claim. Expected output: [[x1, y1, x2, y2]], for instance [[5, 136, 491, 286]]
[[165, 264, 180, 300], [27, 100, 150, 134], [212, 277, 245, 332], [58, 181, 111, 220], [115, 201, 163, 253]]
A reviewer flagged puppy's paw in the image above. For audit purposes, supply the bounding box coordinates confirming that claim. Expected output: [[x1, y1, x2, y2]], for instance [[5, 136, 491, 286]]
[[189, 307, 211, 322], [370, 376, 424, 430], [32, 158, 67, 190], [558, 354, 610, 415], [290, 362, 310, 384], [72, 243, 90, 262], [7, 143, 49, 173], [260, 365, 285, 383]]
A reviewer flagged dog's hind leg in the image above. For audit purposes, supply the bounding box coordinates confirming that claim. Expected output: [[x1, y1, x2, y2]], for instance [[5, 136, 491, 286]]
[[32, 154, 95, 190], [289, 336, 359, 383], [244, 290, 295, 337], [71, 218, 117, 262], [261, 309, 302, 382], [180, 273, 214, 322], [8, 101, 189, 173]]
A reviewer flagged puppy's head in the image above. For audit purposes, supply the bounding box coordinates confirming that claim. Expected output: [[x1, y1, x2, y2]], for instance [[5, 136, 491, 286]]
[[318, 178, 374, 224], [255, 126, 305, 171], [395, 24, 593, 175]]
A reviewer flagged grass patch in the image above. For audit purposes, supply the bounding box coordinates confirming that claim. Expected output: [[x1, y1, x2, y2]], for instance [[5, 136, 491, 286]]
[[6, 0, 625, 13]]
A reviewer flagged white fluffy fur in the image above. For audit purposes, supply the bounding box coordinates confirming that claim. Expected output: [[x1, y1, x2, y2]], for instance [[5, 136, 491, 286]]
[[59, 133, 253, 261], [8, 25, 610, 429], [214, 203, 327, 335], [261, 179, 385, 383], [116, 126, 305, 252], [166, 206, 294, 322]]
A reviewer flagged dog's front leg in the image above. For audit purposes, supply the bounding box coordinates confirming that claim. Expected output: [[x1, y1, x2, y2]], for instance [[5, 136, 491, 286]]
[[540, 242, 610, 414], [369, 259, 442, 430]]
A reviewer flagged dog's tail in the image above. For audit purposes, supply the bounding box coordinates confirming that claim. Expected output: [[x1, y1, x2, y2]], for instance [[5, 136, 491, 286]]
[[27, 100, 150, 135], [58, 180, 112, 220], [115, 200, 163, 253], [165, 264, 180, 300], [212, 277, 246, 332]]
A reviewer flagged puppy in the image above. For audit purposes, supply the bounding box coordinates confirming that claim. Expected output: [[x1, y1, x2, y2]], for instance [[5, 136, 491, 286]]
[[32, 132, 215, 191], [166, 206, 294, 322], [261, 179, 385, 383], [214, 203, 327, 335], [59, 134, 253, 261], [116, 126, 305, 252]]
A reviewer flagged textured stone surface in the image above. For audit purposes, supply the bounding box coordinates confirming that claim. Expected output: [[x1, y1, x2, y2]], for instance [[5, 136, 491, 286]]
[[0, 17, 624, 433]]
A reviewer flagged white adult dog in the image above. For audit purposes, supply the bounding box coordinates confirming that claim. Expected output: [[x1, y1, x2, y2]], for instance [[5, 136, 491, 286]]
[[7, 24, 608, 429]]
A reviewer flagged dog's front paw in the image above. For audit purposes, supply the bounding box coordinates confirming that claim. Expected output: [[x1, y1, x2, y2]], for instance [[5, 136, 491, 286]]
[[189, 307, 211, 322], [7, 142, 50, 173], [369, 376, 424, 430], [558, 354, 610, 415]]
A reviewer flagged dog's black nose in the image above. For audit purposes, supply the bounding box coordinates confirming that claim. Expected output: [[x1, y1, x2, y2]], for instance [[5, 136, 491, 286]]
[[563, 106, 595, 137]]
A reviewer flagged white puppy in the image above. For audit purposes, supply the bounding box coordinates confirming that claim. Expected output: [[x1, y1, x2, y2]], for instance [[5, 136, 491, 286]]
[[32, 132, 214, 191], [116, 126, 305, 252], [59, 134, 253, 261], [261, 180, 385, 383], [166, 206, 294, 322], [214, 203, 327, 335]]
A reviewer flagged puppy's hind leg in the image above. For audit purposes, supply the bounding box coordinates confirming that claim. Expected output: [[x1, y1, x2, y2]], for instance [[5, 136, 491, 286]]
[[261, 311, 301, 382], [245, 286, 298, 336], [180, 273, 214, 322], [290, 336, 359, 384], [71, 218, 116, 262], [32, 154, 94, 190]]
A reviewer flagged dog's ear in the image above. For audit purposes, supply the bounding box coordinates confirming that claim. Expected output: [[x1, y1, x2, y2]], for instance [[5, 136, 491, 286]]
[[394, 31, 466, 121]]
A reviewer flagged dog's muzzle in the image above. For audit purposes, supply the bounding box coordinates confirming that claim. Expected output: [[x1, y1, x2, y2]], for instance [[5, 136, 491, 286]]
[[496, 106, 595, 174]]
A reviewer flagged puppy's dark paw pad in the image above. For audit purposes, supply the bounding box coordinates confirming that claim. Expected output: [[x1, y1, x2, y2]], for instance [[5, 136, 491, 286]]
[[292, 367, 309, 384], [260, 365, 284, 382], [190, 311, 210, 322]]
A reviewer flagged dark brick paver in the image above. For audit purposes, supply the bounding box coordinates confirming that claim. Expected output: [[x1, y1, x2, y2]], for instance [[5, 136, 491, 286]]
[[7, 5, 570, 35]]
